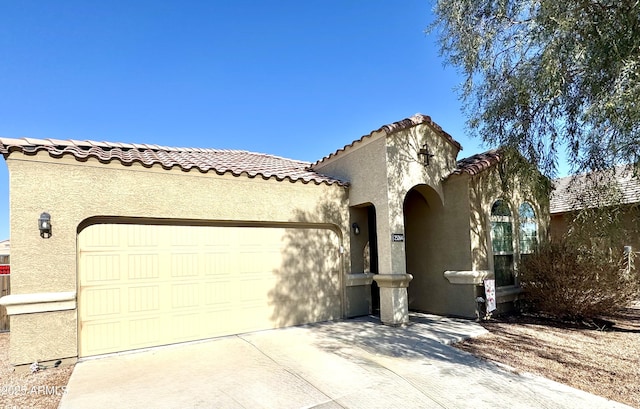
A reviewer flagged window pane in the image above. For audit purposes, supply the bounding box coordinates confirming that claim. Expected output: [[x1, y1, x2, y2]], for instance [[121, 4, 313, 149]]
[[491, 200, 514, 287], [494, 254, 515, 286], [519, 222, 537, 253], [491, 221, 513, 253], [518, 203, 535, 219], [491, 200, 510, 216], [518, 203, 537, 254]]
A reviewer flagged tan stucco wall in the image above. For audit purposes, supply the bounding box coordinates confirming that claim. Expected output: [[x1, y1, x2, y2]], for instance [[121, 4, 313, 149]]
[[441, 174, 475, 272], [314, 125, 472, 318], [466, 166, 550, 308], [314, 124, 461, 277], [313, 134, 388, 273], [405, 175, 478, 318], [10, 310, 77, 364], [384, 125, 460, 276], [551, 209, 640, 252], [314, 125, 549, 317], [313, 133, 389, 209], [385, 125, 460, 204], [5, 152, 350, 365]]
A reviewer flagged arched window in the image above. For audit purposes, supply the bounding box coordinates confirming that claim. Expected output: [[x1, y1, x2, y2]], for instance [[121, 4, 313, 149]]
[[490, 200, 515, 286], [518, 203, 537, 255]]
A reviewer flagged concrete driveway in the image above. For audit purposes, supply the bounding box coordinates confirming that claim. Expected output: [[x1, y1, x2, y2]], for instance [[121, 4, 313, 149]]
[[59, 314, 631, 409]]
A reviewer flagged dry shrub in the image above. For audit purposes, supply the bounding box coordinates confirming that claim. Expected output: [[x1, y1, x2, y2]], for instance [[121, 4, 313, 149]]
[[520, 240, 640, 321]]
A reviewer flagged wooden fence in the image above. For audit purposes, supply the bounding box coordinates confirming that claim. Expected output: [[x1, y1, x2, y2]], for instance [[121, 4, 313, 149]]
[[0, 269, 9, 332]]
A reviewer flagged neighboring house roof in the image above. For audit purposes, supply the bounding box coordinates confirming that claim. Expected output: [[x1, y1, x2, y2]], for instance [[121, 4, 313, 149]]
[[0, 137, 348, 187], [450, 149, 501, 177], [312, 113, 463, 167], [550, 166, 640, 214]]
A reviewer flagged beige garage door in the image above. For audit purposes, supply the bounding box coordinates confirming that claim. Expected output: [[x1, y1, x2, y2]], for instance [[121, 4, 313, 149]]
[[78, 223, 342, 357]]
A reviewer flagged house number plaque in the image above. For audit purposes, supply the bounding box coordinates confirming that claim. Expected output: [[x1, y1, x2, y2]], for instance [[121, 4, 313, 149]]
[[391, 233, 404, 242]]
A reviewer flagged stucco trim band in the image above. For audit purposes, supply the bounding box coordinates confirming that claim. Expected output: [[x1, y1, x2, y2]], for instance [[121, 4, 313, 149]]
[[443, 270, 495, 285], [373, 274, 413, 288], [0, 291, 76, 315], [345, 273, 376, 287]]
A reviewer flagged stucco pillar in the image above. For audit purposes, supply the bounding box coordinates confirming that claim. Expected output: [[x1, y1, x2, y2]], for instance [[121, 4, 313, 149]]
[[373, 273, 413, 325], [373, 202, 413, 325]]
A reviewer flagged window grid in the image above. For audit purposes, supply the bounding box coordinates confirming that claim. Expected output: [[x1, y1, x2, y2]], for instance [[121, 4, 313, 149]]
[[490, 200, 515, 287], [489, 200, 538, 288]]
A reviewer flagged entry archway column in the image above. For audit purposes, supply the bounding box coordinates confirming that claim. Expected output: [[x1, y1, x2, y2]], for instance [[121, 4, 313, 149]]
[[372, 200, 413, 325], [373, 273, 413, 325]]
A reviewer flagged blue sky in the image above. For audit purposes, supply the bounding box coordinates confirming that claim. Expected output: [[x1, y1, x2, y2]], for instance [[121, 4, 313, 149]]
[[0, 1, 489, 241]]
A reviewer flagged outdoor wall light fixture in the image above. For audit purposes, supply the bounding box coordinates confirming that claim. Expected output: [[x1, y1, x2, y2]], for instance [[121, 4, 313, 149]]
[[418, 143, 435, 166], [38, 212, 52, 239], [351, 223, 360, 235]]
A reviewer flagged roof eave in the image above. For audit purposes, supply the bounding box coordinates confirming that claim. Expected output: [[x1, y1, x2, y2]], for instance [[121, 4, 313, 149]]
[[0, 138, 348, 187], [312, 113, 463, 168]]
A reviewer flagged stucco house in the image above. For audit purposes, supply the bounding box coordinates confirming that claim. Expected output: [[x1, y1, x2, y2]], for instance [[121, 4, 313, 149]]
[[551, 166, 640, 251], [0, 114, 548, 367]]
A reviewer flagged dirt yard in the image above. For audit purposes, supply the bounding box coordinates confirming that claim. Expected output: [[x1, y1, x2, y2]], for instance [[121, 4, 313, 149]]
[[456, 304, 640, 408], [0, 332, 74, 409]]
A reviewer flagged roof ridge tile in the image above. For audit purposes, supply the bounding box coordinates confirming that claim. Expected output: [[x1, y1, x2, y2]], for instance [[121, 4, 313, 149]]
[[449, 149, 501, 177]]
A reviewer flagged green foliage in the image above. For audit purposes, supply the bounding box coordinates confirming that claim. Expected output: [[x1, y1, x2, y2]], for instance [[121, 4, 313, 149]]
[[520, 240, 639, 320], [495, 146, 552, 204], [430, 0, 640, 178]]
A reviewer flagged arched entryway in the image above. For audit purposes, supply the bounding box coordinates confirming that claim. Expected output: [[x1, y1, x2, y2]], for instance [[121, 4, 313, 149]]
[[403, 185, 447, 314]]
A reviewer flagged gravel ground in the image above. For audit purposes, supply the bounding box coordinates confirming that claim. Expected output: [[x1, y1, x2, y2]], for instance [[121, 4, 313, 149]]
[[0, 333, 74, 409], [456, 304, 640, 408]]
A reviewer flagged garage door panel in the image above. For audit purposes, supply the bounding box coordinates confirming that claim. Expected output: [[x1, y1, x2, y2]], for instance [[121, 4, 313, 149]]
[[84, 288, 121, 317], [82, 224, 120, 248], [127, 286, 159, 313], [127, 254, 159, 280], [202, 280, 233, 305], [128, 224, 159, 247], [239, 252, 275, 274], [170, 225, 202, 246], [128, 317, 161, 346], [79, 223, 342, 357], [82, 321, 122, 355], [170, 313, 203, 341], [170, 253, 200, 277], [83, 254, 121, 282], [203, 252, 234, 275], [235, 306, 272, 331], [171, 283, 200, 308], [239, 277, 272, 303]]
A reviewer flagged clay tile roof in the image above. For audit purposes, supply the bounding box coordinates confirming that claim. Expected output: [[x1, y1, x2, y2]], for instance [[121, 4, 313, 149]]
[[312, 113, 463, 167], [450, 149, 501, 177], [550, 166, 640, 214], [0, 137, 348, 187]]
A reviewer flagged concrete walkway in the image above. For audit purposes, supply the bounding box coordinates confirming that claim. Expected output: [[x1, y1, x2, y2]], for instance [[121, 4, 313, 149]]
[[59, 313, 632, 409]]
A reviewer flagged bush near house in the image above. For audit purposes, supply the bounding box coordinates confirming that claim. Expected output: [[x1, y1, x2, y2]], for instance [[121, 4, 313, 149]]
[[519, 240, 640, 322]]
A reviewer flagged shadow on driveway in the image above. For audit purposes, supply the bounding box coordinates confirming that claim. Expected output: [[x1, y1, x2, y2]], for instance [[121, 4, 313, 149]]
[[59, 313, 633, 409]]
